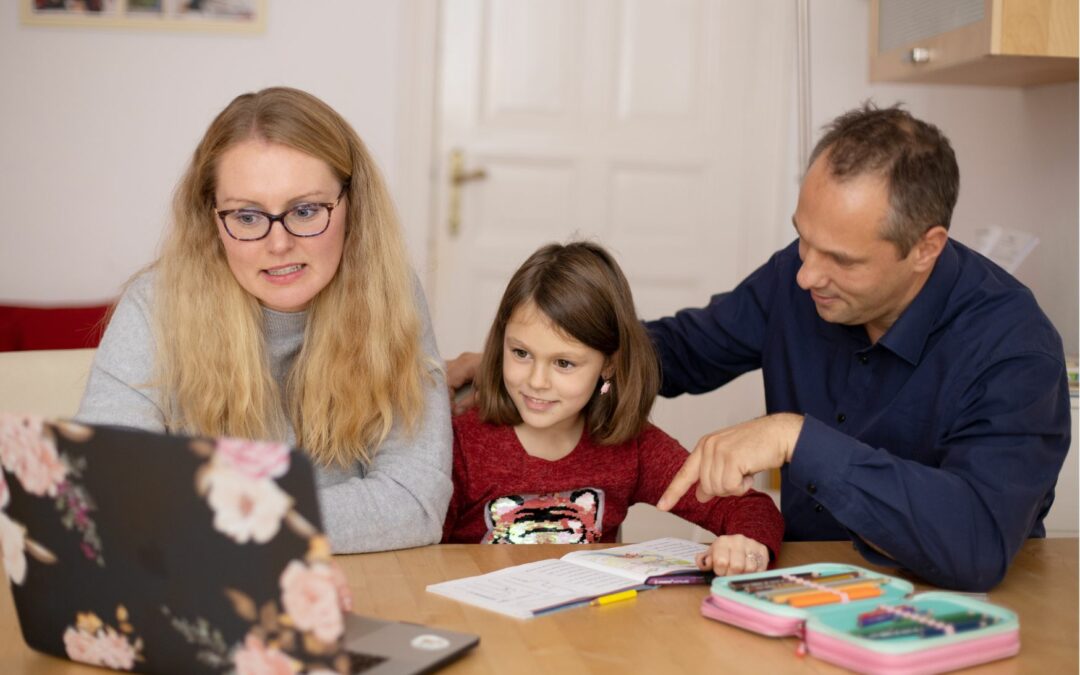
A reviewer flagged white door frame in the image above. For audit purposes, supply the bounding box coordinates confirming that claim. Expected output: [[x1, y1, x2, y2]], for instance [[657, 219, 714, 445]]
[[394, 0, 442, 295]]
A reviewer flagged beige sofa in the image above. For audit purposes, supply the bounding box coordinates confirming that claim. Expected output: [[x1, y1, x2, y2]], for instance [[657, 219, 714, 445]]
[[0, 348, 96, 418]]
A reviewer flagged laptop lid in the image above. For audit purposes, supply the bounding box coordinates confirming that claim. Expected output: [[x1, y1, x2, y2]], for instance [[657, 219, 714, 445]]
[[0, 414, 476, 674]]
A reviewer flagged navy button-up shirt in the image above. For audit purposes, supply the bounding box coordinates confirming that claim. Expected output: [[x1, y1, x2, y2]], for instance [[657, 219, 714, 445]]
[[648, 239, 1070, 591]]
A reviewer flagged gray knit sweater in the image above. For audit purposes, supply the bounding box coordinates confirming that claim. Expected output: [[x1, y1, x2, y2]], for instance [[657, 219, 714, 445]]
[[76, 272, 453, 553]]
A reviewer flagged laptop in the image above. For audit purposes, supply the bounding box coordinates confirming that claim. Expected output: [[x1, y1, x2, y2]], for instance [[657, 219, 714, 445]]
[[0, 413, 478, 674]]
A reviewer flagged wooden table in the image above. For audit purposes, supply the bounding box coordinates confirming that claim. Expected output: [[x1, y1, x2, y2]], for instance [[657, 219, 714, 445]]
[[1, 539, 1076, 674]]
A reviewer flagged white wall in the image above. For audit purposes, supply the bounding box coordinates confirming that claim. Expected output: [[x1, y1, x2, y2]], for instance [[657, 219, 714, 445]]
[[1, 1, 1076, 355], [809, 1, 1079, 353], [0, 1, 406, 304]]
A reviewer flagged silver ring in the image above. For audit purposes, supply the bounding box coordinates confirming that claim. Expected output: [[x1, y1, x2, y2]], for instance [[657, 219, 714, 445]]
[[746, 552, 761, 568]]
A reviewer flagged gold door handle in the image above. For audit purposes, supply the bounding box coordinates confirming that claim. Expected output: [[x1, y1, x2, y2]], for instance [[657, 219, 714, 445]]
[[448, 149, 487, 237]]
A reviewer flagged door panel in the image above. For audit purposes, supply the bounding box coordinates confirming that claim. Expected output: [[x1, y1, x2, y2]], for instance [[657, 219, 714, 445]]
[[432, 2, 797, 537]]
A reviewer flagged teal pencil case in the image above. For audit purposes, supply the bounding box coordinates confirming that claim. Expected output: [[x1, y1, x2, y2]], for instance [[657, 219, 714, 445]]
[[700, 563, 1020, 675]]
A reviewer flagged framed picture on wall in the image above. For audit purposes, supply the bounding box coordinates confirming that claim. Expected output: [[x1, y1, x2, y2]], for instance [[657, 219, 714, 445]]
[[20, 0, 267, 34]]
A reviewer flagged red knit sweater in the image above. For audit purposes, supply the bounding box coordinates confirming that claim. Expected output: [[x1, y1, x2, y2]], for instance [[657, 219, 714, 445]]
[[442, 410, 784, 558]]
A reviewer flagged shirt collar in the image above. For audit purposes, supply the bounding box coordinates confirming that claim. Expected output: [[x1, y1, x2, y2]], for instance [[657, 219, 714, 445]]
[[876, 239, 959, 365]]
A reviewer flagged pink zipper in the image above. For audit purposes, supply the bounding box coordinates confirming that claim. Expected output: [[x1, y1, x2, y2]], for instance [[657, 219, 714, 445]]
[[805, 626, 1020, 674], [700, 595, 803, 637]]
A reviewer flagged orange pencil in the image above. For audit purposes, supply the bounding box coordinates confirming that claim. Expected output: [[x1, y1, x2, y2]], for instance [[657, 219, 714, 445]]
[[784, 584, 884, 608], [769, 579, 886, 604]]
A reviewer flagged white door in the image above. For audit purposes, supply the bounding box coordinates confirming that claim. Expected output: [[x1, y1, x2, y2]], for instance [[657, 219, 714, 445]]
[[429, 0, 799, 539]]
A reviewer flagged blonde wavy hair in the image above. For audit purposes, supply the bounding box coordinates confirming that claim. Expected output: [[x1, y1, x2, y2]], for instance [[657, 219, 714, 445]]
[[154, 86, 427, 467]]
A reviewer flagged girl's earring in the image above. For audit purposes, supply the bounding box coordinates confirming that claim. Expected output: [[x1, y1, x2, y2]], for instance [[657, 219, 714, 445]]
[[600, 379, 612, 395]]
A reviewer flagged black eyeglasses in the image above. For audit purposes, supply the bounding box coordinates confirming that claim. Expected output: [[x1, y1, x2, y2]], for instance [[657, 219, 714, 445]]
[[215, 184, 349, 241]]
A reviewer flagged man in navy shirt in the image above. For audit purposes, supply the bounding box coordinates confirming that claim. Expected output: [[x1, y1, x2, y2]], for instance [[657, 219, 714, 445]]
[[654, 103, 1070, 591]]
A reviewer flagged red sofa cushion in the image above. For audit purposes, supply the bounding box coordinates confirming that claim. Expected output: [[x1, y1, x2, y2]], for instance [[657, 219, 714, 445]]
[[0, 304, 112, 351]]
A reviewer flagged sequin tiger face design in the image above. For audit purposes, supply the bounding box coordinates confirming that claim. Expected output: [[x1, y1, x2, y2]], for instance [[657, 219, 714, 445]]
[[482, 489, 604, 544]]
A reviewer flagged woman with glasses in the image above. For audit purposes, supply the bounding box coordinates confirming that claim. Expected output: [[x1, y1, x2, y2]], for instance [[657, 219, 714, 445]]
[[77, 87, 451, 553]]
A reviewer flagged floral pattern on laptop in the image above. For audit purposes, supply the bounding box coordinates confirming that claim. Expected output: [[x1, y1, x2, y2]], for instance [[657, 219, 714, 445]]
[[192, 436, 318, 545], [2, 416, 356, 673], [63, 605, 144, 670], [0, 414, 102, 584], [163, 534, 354, 674]]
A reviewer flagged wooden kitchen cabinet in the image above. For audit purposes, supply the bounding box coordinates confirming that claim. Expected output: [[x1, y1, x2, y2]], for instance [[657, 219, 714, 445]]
[[871, 0, 1078, 86]]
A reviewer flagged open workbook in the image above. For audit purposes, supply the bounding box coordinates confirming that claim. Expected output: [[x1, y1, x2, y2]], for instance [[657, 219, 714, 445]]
[[427, 538, 709, 619]]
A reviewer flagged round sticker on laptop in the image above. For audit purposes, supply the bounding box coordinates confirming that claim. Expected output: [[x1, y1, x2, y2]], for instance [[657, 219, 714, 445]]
[[411, 634, 450, 651]]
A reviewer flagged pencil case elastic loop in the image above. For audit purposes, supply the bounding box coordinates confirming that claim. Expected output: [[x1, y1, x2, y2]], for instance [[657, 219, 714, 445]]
[[780, 573, 851, 603], [876, 604, 955, 635]]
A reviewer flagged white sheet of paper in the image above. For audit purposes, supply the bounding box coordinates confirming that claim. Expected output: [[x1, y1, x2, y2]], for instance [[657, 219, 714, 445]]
[[972, 225, 1039, 274], [426, 558, 639, 618]]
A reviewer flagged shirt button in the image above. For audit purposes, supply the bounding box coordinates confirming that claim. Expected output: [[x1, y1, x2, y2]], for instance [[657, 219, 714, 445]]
[[836, 412, 846, 423], [807, 483, 817, 495], [815, 504, 824, 513], [858, 355, 869, 365]]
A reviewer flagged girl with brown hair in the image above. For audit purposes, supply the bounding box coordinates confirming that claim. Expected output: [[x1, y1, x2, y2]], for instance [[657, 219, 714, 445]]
[[442, 241, 782, 575]]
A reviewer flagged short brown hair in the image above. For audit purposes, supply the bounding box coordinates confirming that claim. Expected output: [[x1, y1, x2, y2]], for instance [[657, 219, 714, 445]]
[[808, 102, 959, 257], [475, 242, 659, 445]]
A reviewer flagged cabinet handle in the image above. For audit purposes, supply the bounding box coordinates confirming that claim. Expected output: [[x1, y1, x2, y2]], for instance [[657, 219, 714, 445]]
[[906, 47, 931, 64]]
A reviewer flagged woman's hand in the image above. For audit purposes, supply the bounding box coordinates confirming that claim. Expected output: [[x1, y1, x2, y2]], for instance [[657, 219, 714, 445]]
[[445, 351, 481, 415], [696, 534, 770, 576]]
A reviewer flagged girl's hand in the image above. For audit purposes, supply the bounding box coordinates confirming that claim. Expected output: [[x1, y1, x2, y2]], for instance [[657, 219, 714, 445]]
[[695, 534, 769, 576]]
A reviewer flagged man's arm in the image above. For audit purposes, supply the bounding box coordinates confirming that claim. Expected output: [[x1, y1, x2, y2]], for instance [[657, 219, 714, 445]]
[[646, 248, 787, 397], [790, 353, 1069, 591], [662, 353, 1070, 591], [445, 351, 481, 415], [658, 413, 803, 507], [633, 424, 785, 564]]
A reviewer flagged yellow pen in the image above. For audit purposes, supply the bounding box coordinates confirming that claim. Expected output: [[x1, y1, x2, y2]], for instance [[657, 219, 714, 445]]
[[591, 589, 638, 607]]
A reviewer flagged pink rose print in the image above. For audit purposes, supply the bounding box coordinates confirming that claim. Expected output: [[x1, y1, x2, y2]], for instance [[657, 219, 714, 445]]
[[204, 467, 292, 544], [215, 438, 291, 481], [63, 625, 99, 664], [63, 626, 138, 669], [94, 626, 139, 669], [0, 414, 67, 497], [62, 612, 140, 671], [164, 559, 348, 671], [234, 634, 298, 675], [280, 560, 346, 643], [0, 415, 102, 566], [0, 511, 27, 585]]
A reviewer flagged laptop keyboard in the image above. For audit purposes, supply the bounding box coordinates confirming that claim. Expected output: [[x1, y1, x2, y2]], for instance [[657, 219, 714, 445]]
[[349, 650, 389, 673]]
